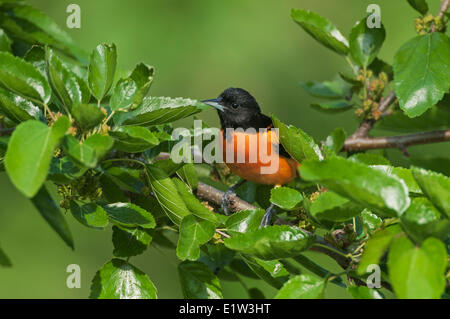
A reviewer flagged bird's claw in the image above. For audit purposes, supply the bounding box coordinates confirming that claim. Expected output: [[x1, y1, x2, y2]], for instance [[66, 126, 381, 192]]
[[259, 203, 276, 228]]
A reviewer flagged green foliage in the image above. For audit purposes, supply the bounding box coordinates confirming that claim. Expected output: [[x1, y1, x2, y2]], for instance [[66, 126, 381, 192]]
[[0, 0, 448, 300]]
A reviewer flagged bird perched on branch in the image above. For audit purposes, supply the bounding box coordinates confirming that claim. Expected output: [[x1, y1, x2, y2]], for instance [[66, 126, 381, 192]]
[[202, 88, 299, 227]]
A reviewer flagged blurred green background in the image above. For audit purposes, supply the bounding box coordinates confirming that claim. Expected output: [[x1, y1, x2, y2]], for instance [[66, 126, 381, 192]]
[[0, 0, 446, 298]]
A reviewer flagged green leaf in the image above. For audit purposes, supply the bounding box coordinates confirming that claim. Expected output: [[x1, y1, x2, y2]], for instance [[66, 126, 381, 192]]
[[0, 28, 12, 52], [225, 209, 266, 234], [110, 126, 159, 153], [24, 45, 47, 78], [299, 157, 410, 217], [275, 274, 325, 299], [407, 0, 429, 15], [88, 43, 117, 101], [90, 258, 157, 299], [114, 96, 205, 127], [323, 127, 346, 156], [0, 86, 43, 123], [291, 9, 348, 55], [178, 261, 223, 299], [62, 134, 112, 168], [401, 197, 450, 243], [5, 117, 70, 197], [360, 209, 382, 234], [103, 203, 156, 229], [104, 166, 144, 193], [377, 106, 450, 133], [112, 225, 153, 258], [45, 47, 89, 109], [177, 163, 198, 190], [311, 100, 352, 113], [71, 103, 105, 130], [0, 244, 12, 267], [177, 215, 216, 261], [393, 33, 450, 117], [292, 255, 346, 287], [224, 225, 316, 260], [372, 165, 421, 195], [8, 4, 87, 62], [357, 225, 402, 274], [110, 63, 154, 111], [347, 286, 383, 299], [0, 51, 51, 104], [69, 201, 108, 229], [300, 80, 349, 99], [349, 18, 385, 68], [173, 178, 223, 225], [241, 255, 289, 289], [349, 153, 390, 165], [270, 186, 303, 210], [272, 116, 322, 162], [412, 167, 450, 218], [31, 186, 74, 249], [388, 236, 447, 299], [146, 165, 191, 225], [308, 191, 362, 222]]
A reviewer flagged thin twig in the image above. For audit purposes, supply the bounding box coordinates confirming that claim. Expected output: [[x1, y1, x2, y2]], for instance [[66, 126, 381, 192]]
[[431, 0, 449, 32]]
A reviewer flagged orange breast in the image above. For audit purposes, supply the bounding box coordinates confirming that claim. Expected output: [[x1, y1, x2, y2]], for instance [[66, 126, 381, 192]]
[[220, 129, 299, 185]]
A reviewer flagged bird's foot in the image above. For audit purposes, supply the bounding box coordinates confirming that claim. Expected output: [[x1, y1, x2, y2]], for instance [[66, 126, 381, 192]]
[[221, 180, 245, 215], [259, 203, 276, 228]]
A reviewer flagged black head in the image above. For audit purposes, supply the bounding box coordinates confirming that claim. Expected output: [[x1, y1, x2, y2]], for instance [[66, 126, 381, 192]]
[[202, 88, 265, 129]]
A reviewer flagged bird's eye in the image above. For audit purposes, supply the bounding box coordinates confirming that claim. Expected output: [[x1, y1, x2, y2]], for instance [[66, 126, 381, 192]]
[[232, 103, 239, 109]]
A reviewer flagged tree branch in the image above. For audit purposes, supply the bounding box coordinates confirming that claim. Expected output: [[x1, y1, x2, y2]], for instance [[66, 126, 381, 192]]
[[431, 0, 449, 32], [344, 129, 450, 152], [196, 181, 352, 269]]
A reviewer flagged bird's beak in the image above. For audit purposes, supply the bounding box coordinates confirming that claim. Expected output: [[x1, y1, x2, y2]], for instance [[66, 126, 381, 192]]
[[202, 98, 224, 112]]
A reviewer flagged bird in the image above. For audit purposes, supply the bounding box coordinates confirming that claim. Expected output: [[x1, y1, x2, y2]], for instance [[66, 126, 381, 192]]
[[202, 87, 299, 227]]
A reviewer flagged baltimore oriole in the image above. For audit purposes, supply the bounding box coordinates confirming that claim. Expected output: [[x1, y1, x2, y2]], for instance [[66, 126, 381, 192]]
[[202, 87, 299, 227]]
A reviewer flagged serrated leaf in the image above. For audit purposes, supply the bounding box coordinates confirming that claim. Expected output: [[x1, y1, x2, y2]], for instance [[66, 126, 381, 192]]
[[0, 51, 51, 104], [323, 127, 346, 156], [178, 261, 223, 299], [300, 80, 349, 99], [114, 96, 205, 127], [88, 43, 117, 101], [112, 225, 153, 258], [71, 103, 105, 130], [110, 126, 159, 153], [104, 166, 145, 194], [349, 153, 390, 165], [272, 116, 322, 162], [393, 33, 450, 117], [299, 157, 410, 217], [177, 163, 198, 190], [401, 197, 450, 243], [412, 167, 450, 217], [270, 186, 303, 210], [31, 186, 74, 249], [291, 9, 348, 55], [45, 47, 89, 109], [311, 100, 352, 113], [172, 178, 223, 225], [308, 191, 362, 222], [146, 165, 191, 225], [62, 134, 112, 168], [103, 202, 156, 229], [349, 18, 385, 68], [240, 255, 289, 289], [90, 258, 157, 299], [224, 225, 316, 260], [388, 236, 447, 299], [110, 63, 154, 111], [5, 116, 70, 197], [0, 86, 43, 123], [357, 225, 402, 275], [225, 209, 266, 234], [177, 215, 216, 261], [275, 274, 325, 299], [69, 201, 108, 229]]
